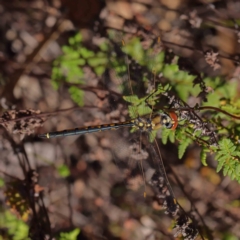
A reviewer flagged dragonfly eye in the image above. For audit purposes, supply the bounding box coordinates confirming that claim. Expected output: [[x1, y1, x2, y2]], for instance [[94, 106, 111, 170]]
[[165, 121, 173, 129], [160, 113, 173, 129]]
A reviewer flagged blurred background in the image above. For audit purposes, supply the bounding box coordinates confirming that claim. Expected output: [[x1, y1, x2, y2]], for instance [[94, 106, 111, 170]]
[[0, 0, 240, 239]]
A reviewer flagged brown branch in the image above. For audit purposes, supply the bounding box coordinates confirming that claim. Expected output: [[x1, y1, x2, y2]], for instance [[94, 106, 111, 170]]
[[166, 106, 240, 120]]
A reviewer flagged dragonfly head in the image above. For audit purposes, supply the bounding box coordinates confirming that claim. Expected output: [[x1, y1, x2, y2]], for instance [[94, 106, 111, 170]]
[[151, 112, 178, 130], [160, 113, 173, 129]]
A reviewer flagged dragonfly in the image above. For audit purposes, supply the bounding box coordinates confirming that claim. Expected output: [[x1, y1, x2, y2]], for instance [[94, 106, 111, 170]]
[[38, 111, 178, 139]]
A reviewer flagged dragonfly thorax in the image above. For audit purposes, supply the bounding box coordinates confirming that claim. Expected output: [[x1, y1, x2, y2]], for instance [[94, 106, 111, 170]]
[[131, 112, 174, 132], [131, 117, 153, 132]]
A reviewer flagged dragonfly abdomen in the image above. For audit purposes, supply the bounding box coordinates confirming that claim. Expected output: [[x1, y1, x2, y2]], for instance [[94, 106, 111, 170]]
[[38, 121, 135, 139]]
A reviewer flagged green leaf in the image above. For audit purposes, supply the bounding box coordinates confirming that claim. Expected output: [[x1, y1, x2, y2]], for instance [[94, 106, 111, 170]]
[[62, 45, 72, 54], [163, 83, 171, 92], [235, 164, 240, 177], [161, 128, 171, 145], [68, 86, 84, 106], [74, 33, 82, 43], [65, 68, 84, 83], [68, 37, 75, 45], [79, 48, 95, 58], [99, 42, 108, 51], [57, 164, 70, 177], [95, 66, 105, 76], [122, 37, 144, 63], [128, 105, 138, 119], [223, 164, 230, 176], [219, 139, 236, 154], [135, 105, 152, 117], [0, 177, 5, 187], [123, 95, 140, 104], [168, 130, 175, 143], [200, 148, 207, 166], [178, 138, 192, 159], [59, 228, 81, 240], [88, 57, 107, 67], [216, 157, 225, 172], [0, 210, 30, 240], [149, 130, 157, 143]]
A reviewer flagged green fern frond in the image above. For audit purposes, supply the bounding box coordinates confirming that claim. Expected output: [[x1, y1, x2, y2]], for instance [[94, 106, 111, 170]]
[[178, 137, 192, 159], [68, 86, 84, 107], [123, 95, 140, 104], [221, 104, 240, 115], [0, 210, 30, 240], [215, 139, 240, 183], [58, 228, 81, 240], [200, 148, 209, 166], [124, 83, 169, 118], [161, 128, 175, 145], [149, 130, 157, 143], [216, 155, 227, 172]]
